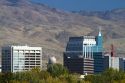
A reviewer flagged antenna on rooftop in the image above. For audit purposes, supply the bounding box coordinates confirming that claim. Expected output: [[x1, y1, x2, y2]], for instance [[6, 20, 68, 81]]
[[98, 26, 102, 36]]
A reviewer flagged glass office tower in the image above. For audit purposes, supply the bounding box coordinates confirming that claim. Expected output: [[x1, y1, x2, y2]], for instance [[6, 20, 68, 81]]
[[64, 30, 104, 74]]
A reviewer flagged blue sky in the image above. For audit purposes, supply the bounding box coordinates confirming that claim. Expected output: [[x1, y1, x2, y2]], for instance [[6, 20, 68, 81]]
[[31, 0, 125, 11]]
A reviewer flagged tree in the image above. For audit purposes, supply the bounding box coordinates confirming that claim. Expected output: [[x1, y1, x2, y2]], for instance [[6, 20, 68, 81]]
[[2, 72, 13, 83], [47, 64, 69, 77]]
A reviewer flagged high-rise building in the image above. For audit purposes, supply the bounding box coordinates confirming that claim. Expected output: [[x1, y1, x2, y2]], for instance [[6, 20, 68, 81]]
[[2, 45, 42, 73], [64, 29, 104, 74]]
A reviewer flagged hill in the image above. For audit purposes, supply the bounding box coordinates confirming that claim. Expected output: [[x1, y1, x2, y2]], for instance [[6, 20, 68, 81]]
[[0, 0, 125, 67]]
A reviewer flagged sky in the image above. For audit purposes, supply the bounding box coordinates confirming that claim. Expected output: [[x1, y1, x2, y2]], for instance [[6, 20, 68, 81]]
[[31, 0, 125, 11]]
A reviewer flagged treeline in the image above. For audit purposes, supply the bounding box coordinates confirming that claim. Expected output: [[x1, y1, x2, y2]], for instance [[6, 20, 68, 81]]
[[1, 64, 125, 83], [0, 64, 86, 83], [85, 68, 125, 83]]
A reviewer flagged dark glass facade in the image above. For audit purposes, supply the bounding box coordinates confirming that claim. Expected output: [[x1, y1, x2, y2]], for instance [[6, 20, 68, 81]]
[[66, 37, 83, 52], [64, 53, 94, 74], [64, 31, 104, 74], [2, 47, 12, 72], [93, 52, 104, 73]]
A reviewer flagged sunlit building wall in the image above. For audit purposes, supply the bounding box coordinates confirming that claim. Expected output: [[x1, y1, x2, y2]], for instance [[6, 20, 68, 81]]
[[2, 45, 42, 73]]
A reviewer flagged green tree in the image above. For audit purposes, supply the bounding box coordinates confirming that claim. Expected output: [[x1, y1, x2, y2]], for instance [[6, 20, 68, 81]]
[[2, 72, 13, 83], [47, 64, 69, 77]]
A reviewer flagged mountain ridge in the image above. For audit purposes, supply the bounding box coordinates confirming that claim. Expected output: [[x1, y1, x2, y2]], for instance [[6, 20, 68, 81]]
[[0, 0, 125, 65], [74, 8, 125, 21]]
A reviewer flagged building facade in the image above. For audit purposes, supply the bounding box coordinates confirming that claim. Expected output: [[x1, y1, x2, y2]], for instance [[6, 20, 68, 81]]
[[64, 30, 104, 74], [119, 58, 125, 71], [64, 54, 94, 74], [104, 54, 120, 70], [103, 54, 125, 71], [2, 45, 42, 73]]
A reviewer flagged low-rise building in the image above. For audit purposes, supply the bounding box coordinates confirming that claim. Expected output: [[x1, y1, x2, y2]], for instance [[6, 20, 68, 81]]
[[2, 45, 42, 73]]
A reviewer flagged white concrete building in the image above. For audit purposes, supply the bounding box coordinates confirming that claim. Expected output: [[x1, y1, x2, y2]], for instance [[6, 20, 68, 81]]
[[104, 54, 120, 70], [2, 45, 42, 72]]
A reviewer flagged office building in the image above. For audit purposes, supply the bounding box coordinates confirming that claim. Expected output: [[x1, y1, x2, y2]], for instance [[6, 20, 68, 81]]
[[104, 54, 120, 70], [2, 45, 42, 73], [64, 29, 104, 74], [104, 53, 125, 71], [119, 58, 125, 71]]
